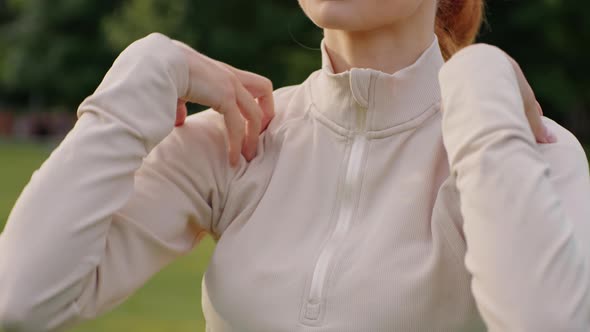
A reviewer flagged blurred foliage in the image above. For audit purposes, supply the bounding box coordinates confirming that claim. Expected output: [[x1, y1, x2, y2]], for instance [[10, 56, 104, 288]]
[[0, 0, 321, 110], [478, 0, 590, 142], [0, 0, 588, 141], [0, 0, 120, 108]]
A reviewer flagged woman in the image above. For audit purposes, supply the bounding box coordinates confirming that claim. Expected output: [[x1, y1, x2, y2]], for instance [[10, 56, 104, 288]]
[[1, 0, 589, 331]]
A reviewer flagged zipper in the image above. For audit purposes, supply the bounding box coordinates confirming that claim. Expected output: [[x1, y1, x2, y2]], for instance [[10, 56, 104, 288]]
[[303, 103, 368, 321]]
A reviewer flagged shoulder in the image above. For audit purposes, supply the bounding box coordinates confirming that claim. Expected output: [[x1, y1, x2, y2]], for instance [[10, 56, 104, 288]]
[[266, 83, 311, 134], [156, 83, 308, 163], [538, 116, 589, 180], [273, 84, 301, 104], [539, 117, 587, 162], [440, 44, 513, 84], [179, 83, 305, 142], [539, 117, 590, 251], [139, 109, 232, 184]]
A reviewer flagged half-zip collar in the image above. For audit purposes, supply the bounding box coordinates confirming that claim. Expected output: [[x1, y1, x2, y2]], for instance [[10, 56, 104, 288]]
[[309, 36, 444, 132]]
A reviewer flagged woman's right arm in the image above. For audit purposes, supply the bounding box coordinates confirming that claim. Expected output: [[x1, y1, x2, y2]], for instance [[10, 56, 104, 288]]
[[0, 33, 273, 332]]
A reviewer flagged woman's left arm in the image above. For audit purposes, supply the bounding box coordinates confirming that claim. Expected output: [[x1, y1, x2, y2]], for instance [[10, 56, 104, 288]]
[[439, 44, 590, 332]]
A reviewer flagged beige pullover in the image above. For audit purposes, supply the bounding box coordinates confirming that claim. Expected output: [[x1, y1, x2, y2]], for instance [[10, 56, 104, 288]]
[[0, 33, 589, 332]]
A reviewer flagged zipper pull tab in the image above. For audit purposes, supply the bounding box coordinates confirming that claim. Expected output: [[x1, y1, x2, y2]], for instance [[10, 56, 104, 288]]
[[304, 302, 321, 320]]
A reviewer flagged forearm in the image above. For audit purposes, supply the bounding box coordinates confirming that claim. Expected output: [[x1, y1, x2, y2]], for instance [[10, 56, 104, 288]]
[[0, 33, 187, 331], [440, 44, 590, 331]]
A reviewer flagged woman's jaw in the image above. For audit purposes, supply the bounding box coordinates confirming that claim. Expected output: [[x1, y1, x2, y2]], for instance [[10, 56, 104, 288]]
[[299, 0, 437, 74]]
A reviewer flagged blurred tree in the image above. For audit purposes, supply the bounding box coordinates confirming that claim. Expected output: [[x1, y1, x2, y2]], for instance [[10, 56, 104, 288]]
[[0, 0, 587, 142], [0, 0, 120, 110], [480, 0, 590, 141], [102, 0, 322, 88]]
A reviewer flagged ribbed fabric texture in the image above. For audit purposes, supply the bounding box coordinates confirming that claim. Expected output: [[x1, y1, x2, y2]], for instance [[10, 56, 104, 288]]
[[0, 34, 589, 332]]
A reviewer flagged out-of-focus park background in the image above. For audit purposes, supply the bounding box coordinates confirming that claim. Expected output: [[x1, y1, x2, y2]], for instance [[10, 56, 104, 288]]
[[0, 1, 589, 331]]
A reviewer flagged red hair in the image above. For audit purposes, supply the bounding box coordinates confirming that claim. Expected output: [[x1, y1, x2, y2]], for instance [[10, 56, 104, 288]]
[[435, 0, 485, 60]]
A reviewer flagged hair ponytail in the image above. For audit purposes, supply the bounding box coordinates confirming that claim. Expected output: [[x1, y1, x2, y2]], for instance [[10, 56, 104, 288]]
[[435, 0, 485, 60]]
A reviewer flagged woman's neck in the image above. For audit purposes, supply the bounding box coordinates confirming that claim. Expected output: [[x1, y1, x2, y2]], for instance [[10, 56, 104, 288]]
[[323, 3, 436, 74]]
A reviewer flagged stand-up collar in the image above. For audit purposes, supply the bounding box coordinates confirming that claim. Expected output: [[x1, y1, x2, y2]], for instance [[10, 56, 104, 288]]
[[309, 36, 444, 132]]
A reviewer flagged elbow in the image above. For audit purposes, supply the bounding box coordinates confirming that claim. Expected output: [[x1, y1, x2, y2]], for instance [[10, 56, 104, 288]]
[[0, 307, 38, 332], [0, 263, 90, 331], [0, 304, 69, 332], [0, 279, 34, 331], [0, 278, 87, 332], [0, 291, 55, 332]]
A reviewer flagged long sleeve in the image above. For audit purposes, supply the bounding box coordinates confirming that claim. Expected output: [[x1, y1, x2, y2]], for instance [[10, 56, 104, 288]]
[[439, 44, 590, 331], [0, 33, 231, 331]]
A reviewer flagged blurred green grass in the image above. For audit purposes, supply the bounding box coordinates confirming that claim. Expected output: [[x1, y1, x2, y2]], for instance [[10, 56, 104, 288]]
[[0, 141, 214, 332]]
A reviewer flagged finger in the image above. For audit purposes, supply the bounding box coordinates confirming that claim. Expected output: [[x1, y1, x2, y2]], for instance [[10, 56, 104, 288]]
[[175, 99, 187, 127], [257, 93, 275, 132], [533, 101, 557, 143], [235, 84, 263, 161], [534, 101, 556, 142], [524, 101, 553, 144], [218, 101, 245, 166], [507, 56, 556, 144], [221, 66, 275, 131]]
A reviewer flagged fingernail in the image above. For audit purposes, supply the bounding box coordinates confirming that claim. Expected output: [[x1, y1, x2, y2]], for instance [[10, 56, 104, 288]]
[[249, 150, 257, 161], [229, 151, 238, 167], [241, 147, 250, 161], [543, 125, 557, 144]]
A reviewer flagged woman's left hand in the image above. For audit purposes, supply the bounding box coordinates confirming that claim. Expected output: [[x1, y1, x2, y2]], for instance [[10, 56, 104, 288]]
[[504, 53, 557, 144]]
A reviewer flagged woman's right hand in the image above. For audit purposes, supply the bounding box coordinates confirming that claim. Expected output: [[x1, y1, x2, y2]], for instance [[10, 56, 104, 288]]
[[172, 41, 275, 166]]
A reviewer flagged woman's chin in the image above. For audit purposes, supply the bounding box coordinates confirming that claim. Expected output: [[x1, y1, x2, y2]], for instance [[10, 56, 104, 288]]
[[305, 2, 367, 30], [311, 14, 376, 31], [300, 0, 425, 32]]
